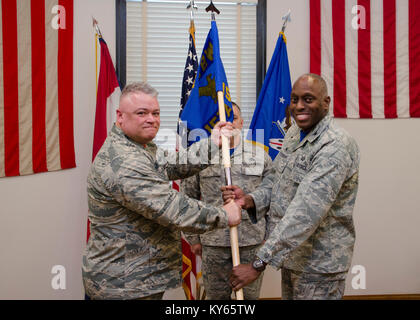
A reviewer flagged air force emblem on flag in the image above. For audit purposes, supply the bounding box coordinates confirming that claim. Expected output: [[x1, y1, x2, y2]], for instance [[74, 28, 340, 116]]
[[247, 32, 292, 160], [269, 119, 287, 151]]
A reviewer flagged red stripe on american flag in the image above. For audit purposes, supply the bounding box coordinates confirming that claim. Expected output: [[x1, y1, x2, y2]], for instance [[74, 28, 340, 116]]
[[332, 0, 347, 118], [383, 0, 397, 118], [310, 0, 321, 75], [2, 0, 20, 176], [409, 0, 420, 117], [31, 0, 48, 173], [57, 0, 75, 169], [358, 0, 372, 118]]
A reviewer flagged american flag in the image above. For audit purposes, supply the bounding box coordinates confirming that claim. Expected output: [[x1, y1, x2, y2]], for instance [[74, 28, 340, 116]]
[[180, 22, 198, 115], [310, 0, 420, 118], [0, 0, 75, 178], [174, 19, 202, 300], [176, 19, 199, 154]]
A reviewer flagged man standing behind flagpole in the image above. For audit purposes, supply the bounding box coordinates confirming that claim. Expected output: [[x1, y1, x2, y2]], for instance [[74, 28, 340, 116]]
[[178, 19, 235, 299], [182, 102, 273, 300]]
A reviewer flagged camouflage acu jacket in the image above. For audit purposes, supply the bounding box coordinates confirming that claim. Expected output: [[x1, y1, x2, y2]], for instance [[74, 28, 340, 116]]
[[82, 125, 228, 299], [251, 115, 360, 275], [182, 141, 273, 247]]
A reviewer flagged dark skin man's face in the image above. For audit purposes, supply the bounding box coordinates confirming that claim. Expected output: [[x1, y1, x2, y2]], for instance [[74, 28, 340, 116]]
[[289, 76, 331, 133]]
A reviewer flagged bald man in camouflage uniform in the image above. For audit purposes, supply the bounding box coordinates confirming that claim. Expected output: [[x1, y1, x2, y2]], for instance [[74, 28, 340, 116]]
[[225, 74, 360, 300], [82, 82, 241, 300], [182, 103, 272, 300]]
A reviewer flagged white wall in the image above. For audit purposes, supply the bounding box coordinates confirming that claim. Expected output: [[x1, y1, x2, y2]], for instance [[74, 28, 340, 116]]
[[0, 0, 115, 299], [0, 0, 418, 300]]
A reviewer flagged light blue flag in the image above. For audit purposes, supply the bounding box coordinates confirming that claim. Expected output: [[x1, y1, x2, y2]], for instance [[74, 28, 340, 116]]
[[180, 20, 233, 146], [247, 32, 292, 160]]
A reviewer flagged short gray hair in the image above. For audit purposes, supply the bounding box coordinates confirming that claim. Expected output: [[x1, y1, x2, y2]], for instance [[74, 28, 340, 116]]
[[231, 101, 241, 115], [121, 82, 159, 100]]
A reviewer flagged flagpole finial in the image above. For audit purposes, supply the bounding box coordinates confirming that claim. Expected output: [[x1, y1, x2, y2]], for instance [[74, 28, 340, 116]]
[[187, 0, 198, 20], [206, 1, 220, 20], [92, 16, 102, 38], [281, 9, 292, 33]]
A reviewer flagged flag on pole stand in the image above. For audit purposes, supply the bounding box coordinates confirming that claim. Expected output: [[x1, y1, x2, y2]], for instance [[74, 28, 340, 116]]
[[87, 20, 121, 241], [180, 20, 234, 143], [247, 28, 292, 160], [92, 32, 121, 160], [174, 17, 204, 300]]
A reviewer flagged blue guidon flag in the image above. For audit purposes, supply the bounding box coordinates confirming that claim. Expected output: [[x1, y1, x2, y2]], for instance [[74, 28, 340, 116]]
[[180, 20, 233, 146], [247, 32, 292, 160]]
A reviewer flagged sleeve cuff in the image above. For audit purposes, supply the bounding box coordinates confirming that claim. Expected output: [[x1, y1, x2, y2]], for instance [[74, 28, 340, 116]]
[[217, 208, 229, 229], [184, 234, 201, 245], [248, 192, 268, 222], [256, 244, 284, 270]]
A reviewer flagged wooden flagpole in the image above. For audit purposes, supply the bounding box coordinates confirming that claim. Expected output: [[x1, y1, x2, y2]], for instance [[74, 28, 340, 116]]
[[207, 0, 244, 301], [217, 92, 244, 300]]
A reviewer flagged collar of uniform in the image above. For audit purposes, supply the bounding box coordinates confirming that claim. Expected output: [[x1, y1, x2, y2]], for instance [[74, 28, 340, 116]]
[[111, 124, 157, 152], [306, 114, 332, 143], [243, 139, 266, 158], [287, 115, 332, 152], [110, 123, 121, 136], [232, 138, 264, 159], [230, 138, 244, 158]]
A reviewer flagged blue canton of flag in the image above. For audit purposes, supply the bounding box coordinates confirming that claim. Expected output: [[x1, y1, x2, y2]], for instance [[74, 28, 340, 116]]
[[179, 21, 198, 115], [180, 20, 233, 146], [247, 32, 292, 160], [177, 21, 199, 146]]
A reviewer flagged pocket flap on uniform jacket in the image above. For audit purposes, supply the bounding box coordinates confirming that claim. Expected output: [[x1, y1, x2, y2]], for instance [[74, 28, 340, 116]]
[[200, 166, 222, 178], [291, 155, 309, 183], [241, 163, 264, 176], [291, 168, 305, 183]]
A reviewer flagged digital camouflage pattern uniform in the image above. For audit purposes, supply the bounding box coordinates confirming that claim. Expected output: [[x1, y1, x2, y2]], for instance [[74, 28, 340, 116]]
[[82, 125, 230, 300], [182, 140, 272, 299], [250, 115, 360, 299]]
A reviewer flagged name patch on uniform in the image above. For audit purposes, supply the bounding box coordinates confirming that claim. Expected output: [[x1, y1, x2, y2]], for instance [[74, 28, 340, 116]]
[[296, 155, 308, 171]]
